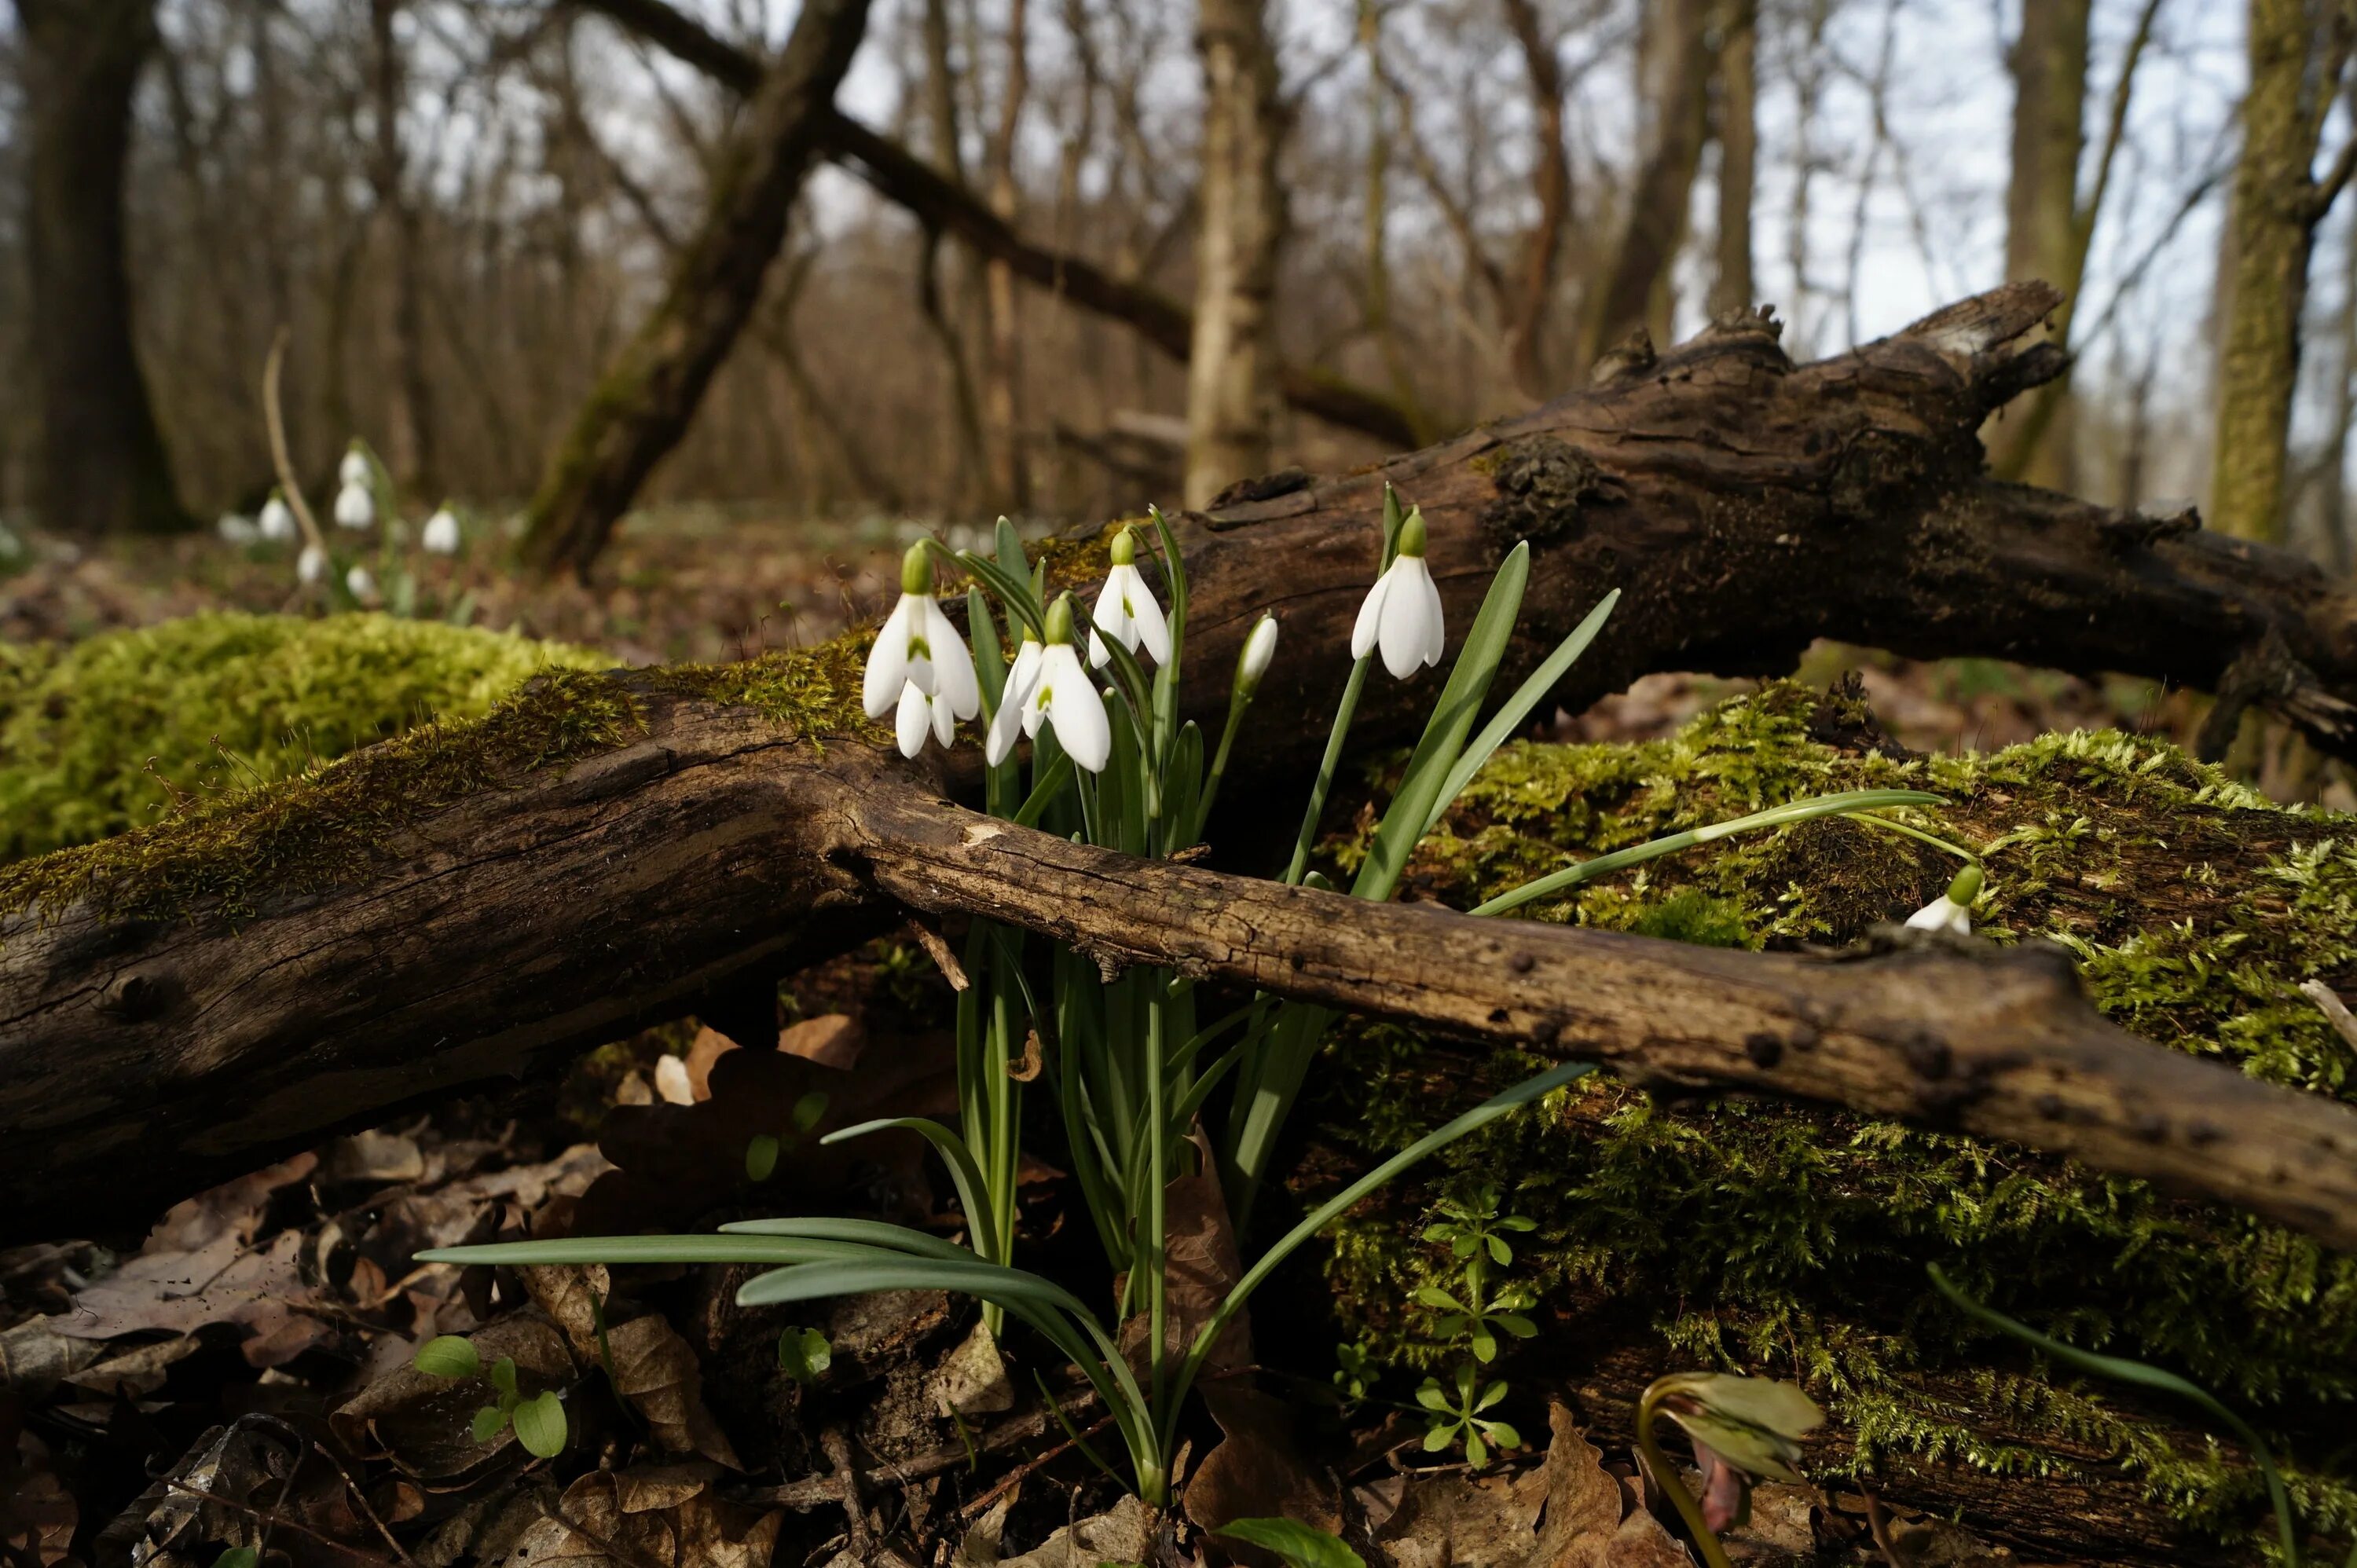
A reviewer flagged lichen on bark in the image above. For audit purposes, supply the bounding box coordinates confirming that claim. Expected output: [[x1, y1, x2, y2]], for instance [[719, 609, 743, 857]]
[[1307, 682, 2357, 1553]]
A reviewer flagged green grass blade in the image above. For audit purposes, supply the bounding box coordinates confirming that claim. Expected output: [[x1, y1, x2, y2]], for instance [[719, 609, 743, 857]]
[[416, 1234, 906, 1269], [1928, 1264, 2298, 1566], [715, 1216, 975, 1260], [1421, 591, 1620, 838], [1469, 790, 1946, 918], [1351, 542, 1530, 902], [822, 1116, 999, 1264]]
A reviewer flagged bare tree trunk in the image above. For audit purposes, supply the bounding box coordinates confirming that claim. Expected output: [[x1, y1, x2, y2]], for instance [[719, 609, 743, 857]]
[[1183, 0, 1287, 508], [1500, 0, 1572, 400], [17, 0, 187, 534], [1989, 0, 2091, 493], [517, 0, 871, 577], [983, 0, 1032, 513], [1578, 0, 1714, 372], [917, 0, 992, 503], [1707, 0, 1757, 317], [369, 0, 436, 496], [2323, 214, 2357, 573], [2211, 0, 2357, 543]]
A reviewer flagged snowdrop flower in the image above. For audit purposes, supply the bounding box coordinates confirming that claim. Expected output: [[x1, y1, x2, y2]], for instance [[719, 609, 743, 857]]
[[339, 443, 372, 489], [258, 491, 296, 542], [421, 505, 461, 555], [216, 512, 258, 545], [296, 542, 327, 584], [1088, 526, 1171, 669], [1019, 595, 1111, 772], [652, 1054, 695, 1105], [1351, 505, 1445, 679], [985, 630, 1045, 767], [1234, 614, 1278, 698], [334, 480, 374, 530], [862, 542, 981, 759], [1904, 864, 1984, 936], [345, 563, 378, 600]]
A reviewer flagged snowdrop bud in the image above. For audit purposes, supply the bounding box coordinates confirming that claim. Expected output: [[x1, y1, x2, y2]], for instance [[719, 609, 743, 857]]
[[1235, 614, 1278, 698], [258, 492, 296, 542], [345, 564, 378, 600], [297, 543, 327, 584], [421, 506, 461, 555], [339, 443, 372, 489], [334, 480, 374, 530], [1044, 593, 1076, 646], [902, 540, 933, 595], [1904, 863, 1984, 936]]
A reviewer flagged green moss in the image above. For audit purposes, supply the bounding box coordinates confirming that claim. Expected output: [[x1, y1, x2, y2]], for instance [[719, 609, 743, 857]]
[[0, 619, 890, 932], [1311, 683, 2357, 1553], [0, 612, 606, 863]]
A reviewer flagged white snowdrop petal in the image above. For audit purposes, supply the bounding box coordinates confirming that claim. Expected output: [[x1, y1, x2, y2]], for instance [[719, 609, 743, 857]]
[[932, 687, 956, 746], [333, 483, 374, 529], [1351, 568, 1395, 660], [1043, 646, 1111, 771], [1378, 560, 1432, 680], [896, 682, 933, 758], [421, 510, 460, 553], [1413, 557, 1446, 667], [653, 1056, 695, 1105], [1129, 582, 1171, 665], [863, 599, 915, 718], [926, 599, 981, 718], [339, 449, 372, 487]]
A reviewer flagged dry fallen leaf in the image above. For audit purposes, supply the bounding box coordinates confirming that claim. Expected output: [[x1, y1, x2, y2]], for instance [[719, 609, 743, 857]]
[[604, 1312, 743, 1469], [496, 1467, 781, 1568], [0, 1431, 77, 1567], [994, 1494, 1154, 1568]]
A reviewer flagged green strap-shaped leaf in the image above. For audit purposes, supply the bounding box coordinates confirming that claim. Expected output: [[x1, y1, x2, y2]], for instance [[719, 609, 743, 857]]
[[820, 1116, 999, 1264], [1420, 589, 1620, 838], [1215, 1518, 1366, 1568]]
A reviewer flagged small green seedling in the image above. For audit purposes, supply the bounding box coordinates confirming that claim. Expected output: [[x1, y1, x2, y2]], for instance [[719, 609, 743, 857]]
[[1417, 1363, 1520, 1467], [1215, 1518, 1365, 1568], [777, 1326, 832, 1383], [411, 1339, 566, 1459], [212, 1551, 259, 1568], [1422, 1183, 1535, 1267], [746, 1091, 831, 1181], [1411, 1274, 1538, 1365], [1332, 1341, 1377, 1404]]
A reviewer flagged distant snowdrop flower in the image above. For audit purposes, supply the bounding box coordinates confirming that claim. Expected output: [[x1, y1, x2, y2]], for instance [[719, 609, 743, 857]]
[[862, 542, 981, 760], [297, 542, 328, 584], [339, 443, 372, 489], [345, 564, 378, 600], [1021, 595, 1110, 772], [1088, 526, 1170, 669], [985, 629, 1045, 767], [1904, 864, 1984, 936], [216, 512, 259, 545], [421, 505, 461, 555], [333, 480, 374, 530], [1351, 505, 1445, 679], [258, 491, 296, 542], [1235, 614, 1278, 697], [653, 1055, 695, 1105]]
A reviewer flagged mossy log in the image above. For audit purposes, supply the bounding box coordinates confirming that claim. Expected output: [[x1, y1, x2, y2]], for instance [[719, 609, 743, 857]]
[[13, 285, 2357, 1250], [1305, 683, 2357, 1563]]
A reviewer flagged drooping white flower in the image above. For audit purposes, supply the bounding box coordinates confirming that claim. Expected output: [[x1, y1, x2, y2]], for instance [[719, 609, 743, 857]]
[[345, 564, 378, 600], [216, 512, 259, 545], [1904, 864, 1984, 936], [985, 632, 1045, 767], [297, 542, 328, 584], [1087, 526, 1171, 669], [862, 542, 981, 759], [339, 443, 372, 488], [333, 480, 375, 530], [1351, 505, 1445, 679], [1235, 614, 1278, 696], [421, 506, 461, 554], [1022, 595, 1111, 772], [258, 492, 297, 542]]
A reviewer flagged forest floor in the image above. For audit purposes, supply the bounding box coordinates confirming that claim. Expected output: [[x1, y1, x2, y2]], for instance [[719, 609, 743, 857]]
[[0, 512, 2335, 1568]]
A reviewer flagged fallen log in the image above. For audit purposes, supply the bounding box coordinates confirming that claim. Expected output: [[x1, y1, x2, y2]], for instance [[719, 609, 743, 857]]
[[11, 286, 2357, 1241]]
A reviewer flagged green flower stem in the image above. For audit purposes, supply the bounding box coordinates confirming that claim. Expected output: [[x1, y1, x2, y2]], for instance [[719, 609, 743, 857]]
[[1284, 657, 1372, 885], [1637, 1379, 1736, 1568], [1842, 810, 1983, 863]]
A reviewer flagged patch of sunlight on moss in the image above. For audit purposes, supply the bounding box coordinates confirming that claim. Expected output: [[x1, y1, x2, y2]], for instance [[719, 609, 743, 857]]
[[1310, 682, 2357, 1552], [0, 612, 606, 863]]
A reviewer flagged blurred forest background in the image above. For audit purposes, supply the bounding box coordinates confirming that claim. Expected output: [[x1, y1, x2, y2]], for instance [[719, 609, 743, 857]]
[[7, 0, 2357, 746]]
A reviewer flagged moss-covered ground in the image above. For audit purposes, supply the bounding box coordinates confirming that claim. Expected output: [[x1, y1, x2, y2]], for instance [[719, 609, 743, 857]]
[[1309, 681, 2357, 1555]]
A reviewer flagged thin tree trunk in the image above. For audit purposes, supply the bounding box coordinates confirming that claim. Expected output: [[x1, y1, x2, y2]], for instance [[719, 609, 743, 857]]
[[918, 0, 992, 503], [369, 0, 436, 496], [2210, 0, 2357, 543], [517, 0, 871, 577], [17, 0, 187, 535], [1183, 0, 1287, 508], [1708, 0, 1757, 317], [984, 0, 1032, 513], [1501, 0, 1572, 400], [2324, 214, 2357, 573], [1578, 0, 1714, 372]]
